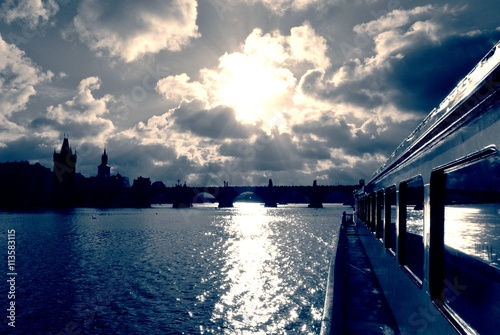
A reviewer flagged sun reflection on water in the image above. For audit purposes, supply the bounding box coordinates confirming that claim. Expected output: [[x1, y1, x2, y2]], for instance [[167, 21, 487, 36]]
[[195, 203, 345, 334], [445, 204, 500, 268], [209, 203, 287, 334]]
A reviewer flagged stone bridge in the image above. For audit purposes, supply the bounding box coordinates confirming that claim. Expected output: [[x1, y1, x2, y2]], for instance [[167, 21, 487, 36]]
[[160, 181, 359, 208]]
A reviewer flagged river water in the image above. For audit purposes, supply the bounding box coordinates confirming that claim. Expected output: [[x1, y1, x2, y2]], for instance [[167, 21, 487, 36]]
[[0, 203, 347, 335]]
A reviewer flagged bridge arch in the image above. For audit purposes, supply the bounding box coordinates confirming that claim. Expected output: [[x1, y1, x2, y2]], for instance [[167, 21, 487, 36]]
[[234, 191, 264, 203], [169, 184, 359, 208], [276, 190, 309, 204], [323, 190, 353, 204], [192, 192, 216, 204]]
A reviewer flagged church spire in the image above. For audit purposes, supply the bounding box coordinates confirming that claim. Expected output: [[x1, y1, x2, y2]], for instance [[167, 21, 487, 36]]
[[97, 147, 111, 178], [101, 147, 108, 165]]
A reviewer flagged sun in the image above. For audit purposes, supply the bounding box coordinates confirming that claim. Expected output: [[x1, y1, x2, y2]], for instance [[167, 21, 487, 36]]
[[208, 52, 295, 124]]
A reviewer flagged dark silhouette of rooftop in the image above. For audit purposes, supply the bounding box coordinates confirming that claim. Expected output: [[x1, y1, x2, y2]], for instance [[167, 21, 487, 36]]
[[52, 135, 77, 207], [97, 148, 111, 178], [0, 136, 360, 210]]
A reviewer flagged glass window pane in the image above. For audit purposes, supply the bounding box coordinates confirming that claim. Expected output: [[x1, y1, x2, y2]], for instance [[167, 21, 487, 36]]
[[385, 186, 397, 253], [371, 194, 376, 232], [443, 154, 500, 333], [377, 190, 384, 239], [402, 177, 424, 282]]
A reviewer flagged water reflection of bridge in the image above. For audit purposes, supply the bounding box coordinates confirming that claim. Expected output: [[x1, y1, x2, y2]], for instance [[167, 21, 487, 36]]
[[162, 182, 359, 208]]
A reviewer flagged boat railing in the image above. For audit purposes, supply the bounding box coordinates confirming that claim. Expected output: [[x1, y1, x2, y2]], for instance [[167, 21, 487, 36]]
[[342, 211, 353, 225]]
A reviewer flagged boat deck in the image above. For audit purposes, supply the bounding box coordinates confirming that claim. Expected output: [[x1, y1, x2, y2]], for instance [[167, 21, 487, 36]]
[[341, 221, 399, 334]]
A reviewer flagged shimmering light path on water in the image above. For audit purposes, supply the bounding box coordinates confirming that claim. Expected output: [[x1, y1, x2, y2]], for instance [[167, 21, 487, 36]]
[[0, 204, 347, 335]]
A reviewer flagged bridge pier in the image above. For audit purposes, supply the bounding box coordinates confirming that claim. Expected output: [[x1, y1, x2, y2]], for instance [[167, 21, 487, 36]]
[[308, 201, 323, 208], [218, 199, 234, 208], [172, 184, 193, 208], [264, 201, 277, 207], [261, 179, 277, 207], [217, 186, 237, 208], [166, 183, 359, 209], [261, 193, 277, 207]]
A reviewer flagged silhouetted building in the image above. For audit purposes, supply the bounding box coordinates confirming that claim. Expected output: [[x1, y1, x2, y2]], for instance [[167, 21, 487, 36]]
[[0, 162, 53, 209], [130, 176, 151, 207], [75, 148, 130, 207], [52, 136, 77, 206], [97, 148, 111, 178]]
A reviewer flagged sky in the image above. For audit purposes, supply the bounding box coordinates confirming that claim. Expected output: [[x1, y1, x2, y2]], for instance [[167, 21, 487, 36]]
[[0, 0, 499, 187]]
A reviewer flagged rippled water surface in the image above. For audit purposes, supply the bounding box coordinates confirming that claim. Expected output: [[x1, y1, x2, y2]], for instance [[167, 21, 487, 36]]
[[0, 203, 346, 334]]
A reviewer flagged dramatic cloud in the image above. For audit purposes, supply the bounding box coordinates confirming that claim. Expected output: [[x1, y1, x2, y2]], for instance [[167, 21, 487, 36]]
[[42, 77, 115, 145], [246, 0, 323, 14], [0, 0, 499, 186], [156, 73, 208, 104], [70, 0, 200, 62], [0, 34, 53, 117], [353, 5, 463, 67], [0, 0, 59, 29], [0, 34, 53, 146], [0, 115, 25, 147], [157, 23, 330, 128], [297, 5, 500, 117]]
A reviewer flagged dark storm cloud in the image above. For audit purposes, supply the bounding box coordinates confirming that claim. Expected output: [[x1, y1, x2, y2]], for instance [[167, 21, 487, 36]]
[[346, 119, 419, 157], [171, 101, 255, 139], [1, 0, 499, 186], [323, 158, 382, 185], [387, 32, 500, 113], [297, 3, 500, 117], [296, 140, 331, 160], [293, 117, 351, 150], [219, 131, 305, 172], [29, 116, 111, 140], [298, 67, 386, 110], [293, 116, 419, 157], [104, 136, 185, 182], [0, 137, 55, 165]]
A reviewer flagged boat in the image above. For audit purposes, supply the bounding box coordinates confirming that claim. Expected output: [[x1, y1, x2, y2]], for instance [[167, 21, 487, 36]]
[[322, 40, 500, 334]]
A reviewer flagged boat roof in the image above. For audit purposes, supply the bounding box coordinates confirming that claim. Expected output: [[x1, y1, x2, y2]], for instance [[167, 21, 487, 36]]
[[370, 40, 500, 183]]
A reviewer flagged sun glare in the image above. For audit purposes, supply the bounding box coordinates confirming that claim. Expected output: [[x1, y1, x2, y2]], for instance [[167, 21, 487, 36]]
[[210, 52, 294, 124]]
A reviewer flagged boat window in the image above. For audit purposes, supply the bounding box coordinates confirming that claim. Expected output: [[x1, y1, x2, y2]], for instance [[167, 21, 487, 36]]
[[371, 194, 376, 232], [363, 195, 368, 226], [399, 176, 424, 285], [361, 196, 366, 224], [385, 186, 397, 254], [357, 196, 366, 224], [359, 196, 363, 221], [363, 196, 368, 224], [376, 190, 384, 240], [363, 196, 367, 224], [364, 195, 370, 227], [361, 195, 368, 224], [441, 153, 500, 333], [365, 195, 370, 227]]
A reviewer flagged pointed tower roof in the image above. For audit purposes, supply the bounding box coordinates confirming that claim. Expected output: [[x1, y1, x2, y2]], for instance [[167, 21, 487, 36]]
[[101, 147, 108, 165], [60, 137, 73, 156]]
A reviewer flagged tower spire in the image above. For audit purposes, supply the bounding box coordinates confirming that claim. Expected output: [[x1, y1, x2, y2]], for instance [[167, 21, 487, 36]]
[[52, 136, 77, 206], [97, 146, 110, 178]]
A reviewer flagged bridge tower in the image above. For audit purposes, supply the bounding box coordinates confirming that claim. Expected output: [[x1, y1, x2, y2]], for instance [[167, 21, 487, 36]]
[[262, 179, 277, 207], [51, 135, 77, 207], [308, 180, 324, 208]]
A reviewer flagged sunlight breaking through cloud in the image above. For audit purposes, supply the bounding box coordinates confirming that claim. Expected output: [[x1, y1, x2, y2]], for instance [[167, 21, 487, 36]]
[[0, 0, 498, 186]]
